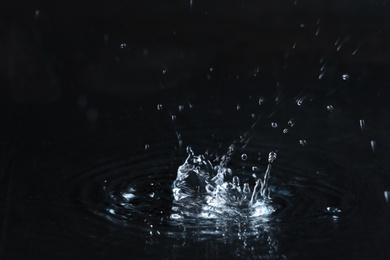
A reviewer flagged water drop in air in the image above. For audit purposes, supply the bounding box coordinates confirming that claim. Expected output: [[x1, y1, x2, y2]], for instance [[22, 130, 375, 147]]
[[288, 118, 295, 127], [271, 122, 278, 128], [120, 43, 127, 49], [241, 154, 248, 161], [384, 191, 390, 203], [359, 119, 365, 130], [299, 140, 307, 146], [370, 140, 376, 152], [326, 105, 334, 112], [283, 128, 289, 134], [342, 74, 350, 81], [157, 104, 163, 111], [268, 151, 277, 163]]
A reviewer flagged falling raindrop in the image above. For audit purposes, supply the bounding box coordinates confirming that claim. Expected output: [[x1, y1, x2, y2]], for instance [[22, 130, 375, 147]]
[[370, 140, 376, 152], [163, 68, 168, 74], [237, 104, 241, 111], [241, 154, 248, 161], [342, 74, 350, 81], [359, 119, 365, 130], [326, 105, 334, 112], [157, 104, 163, 111], [35, 10, 40, 18], [178, 105, 185, 112], [172, 115, 177, 121], [144, 144, 150, 151], [283, 128, 289, 134], [268, 151, 277, 163], [120, 43, 127, 49], [258, 97, 265, 105], [288, 118, 295, 127], [271, 122, 278, 128], [299, 140, 307, 146], [384, 191, 390, 203]]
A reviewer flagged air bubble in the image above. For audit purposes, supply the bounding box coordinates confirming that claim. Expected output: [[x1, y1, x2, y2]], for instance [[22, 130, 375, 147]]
[[241, 154, 248, 161]]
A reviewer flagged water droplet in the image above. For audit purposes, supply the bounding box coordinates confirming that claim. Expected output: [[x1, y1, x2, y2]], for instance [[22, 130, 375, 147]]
[[283, 128, 289, 134], [271, 122, 278, 128], [120, 43, 127, 49], [327, 105, 334, 112], [157, 104, 163, 111], [258, 97, 264, 105], [35, 10, 40, 18], [236, 103, 241, 110], [370, 140, 376, 152], [210, 67, 214, 72], [384, 191, 390, 203], [251, 113, 256, 118], [300, 23, 305, 28], [342, 74, 350, 81], [162, 68, 168, 74], [178, 105, 185, 112], [299, 140, 307, 146], [144, 144, 150, 151], [288, 118, 295, 127], [359, 119, 365, 130], [149, 192, 155, 198], [252, 166, 258, 172], [241, 154, 248, 161], [296, 99, 303, 106], [172, 115, 177, 121], [268, 151, 277, 163]]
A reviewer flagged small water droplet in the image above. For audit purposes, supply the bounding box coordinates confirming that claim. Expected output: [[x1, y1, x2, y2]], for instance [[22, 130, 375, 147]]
[[149, 192, 155, 198], [143, 48, 149, 57], [210, 67, 214, 72], [271, 122, 278, 128], [241, 154, 248, 161], [370, 140, 376, 152], [359, 119, 365, 130], [157, 104, 163, 111], [258, 97, 264, 105], [163, 68, 168, 74], [327, 105, 334, 112], [283, 128, 289, 134], [299, 140, 307, 146], [300, 23, 305, 28], [268, 151, 277, 163], [342, 74, 350, 81], [35, 10, 40, 18], [288, 118, 295, 127], [384, 191, 390, 203], [145, 144, 150, 151], [296, 99, 303, 106], [172, 115, 177, 121], [178, 105, 185, 112], [120, 43, 127, 49], [252, 166, 258, 172], [236, 103, 241, 110]]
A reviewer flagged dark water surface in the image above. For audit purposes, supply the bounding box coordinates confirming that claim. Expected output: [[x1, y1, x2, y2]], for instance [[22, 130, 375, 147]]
[[2, 1, 390, 259]]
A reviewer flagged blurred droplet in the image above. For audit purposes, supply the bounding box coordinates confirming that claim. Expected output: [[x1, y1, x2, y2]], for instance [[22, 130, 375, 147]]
[[120, 43, 127, 49], [271, 122, 278, 128], [370, 140, 376, 152], [342, 74, 350, 81], [283, 128, 289, 134], [327, 105, 334, 112], [236, 103, 241, 111], [258, 97, 264, 105], [157, 104, 163, 111], [178, 105, 185, 112], [35, 10, 40, 18], [268, 151, 277, 163], [172, 115, 177, 121], [241, 154, 248, 161], [359, 119, 365, 131], [384, 191, 390, 203], [145, 144, 150, 151], [288, 118, 295, 127], [299, 140, 307, 146]]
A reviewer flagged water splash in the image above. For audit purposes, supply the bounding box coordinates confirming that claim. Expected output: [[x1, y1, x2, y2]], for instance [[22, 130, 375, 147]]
[[172, 146, 276, 219]]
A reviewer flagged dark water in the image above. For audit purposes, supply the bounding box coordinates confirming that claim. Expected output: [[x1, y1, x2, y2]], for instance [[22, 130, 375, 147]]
[[2, 1, 390, 259]]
